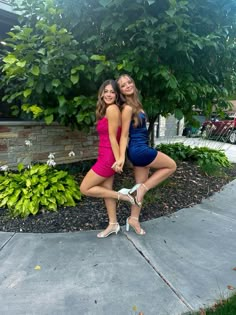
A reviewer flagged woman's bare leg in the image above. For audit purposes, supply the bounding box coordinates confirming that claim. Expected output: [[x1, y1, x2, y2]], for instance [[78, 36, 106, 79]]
[[128, 166, 149, 234], [80, 169, 132, 203], [97, 176, 120, 237], [135, 151, 176, 204]]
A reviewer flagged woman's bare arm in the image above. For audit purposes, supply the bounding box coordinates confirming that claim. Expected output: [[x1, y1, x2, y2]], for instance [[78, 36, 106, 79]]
[[106, 104, 121, 164]]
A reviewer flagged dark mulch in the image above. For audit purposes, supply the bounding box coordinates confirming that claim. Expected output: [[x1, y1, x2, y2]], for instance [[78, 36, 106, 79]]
[[0, 161, 236, 233]]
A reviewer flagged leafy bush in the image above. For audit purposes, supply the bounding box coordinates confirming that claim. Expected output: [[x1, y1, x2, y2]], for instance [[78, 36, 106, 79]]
[[191, 146, 231, 174], [157, 143, 193, 161], [0, 163, 81, 218], [157, 143, 231, 174], [0, 0, 95, 130]]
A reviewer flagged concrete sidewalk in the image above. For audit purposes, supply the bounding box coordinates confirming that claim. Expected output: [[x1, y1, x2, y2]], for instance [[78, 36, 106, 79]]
[[0, 180, 236, 315]]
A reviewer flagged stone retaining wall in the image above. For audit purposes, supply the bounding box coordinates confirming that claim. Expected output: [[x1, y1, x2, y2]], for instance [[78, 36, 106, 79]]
[[0, 121, 98, 168]]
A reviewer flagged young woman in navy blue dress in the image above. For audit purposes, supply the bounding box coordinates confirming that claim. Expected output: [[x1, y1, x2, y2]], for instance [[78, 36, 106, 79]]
[[117, 74, 177, 235]]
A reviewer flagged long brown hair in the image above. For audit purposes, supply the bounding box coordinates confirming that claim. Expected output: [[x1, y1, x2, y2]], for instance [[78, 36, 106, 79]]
[[117, 74, 143, 127], [96, 79, 120, 122]]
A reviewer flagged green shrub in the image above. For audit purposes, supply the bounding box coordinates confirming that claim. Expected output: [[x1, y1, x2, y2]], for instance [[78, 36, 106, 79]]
[[0, 163, 81, 218], [157, 143, 193, 161], [157, 143, 231, 174], [191, 146, 231, 175]]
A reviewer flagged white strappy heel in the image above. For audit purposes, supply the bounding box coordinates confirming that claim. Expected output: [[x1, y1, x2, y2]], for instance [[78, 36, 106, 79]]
[[97, 222, 120, 238], [126, 216, 146, 235], [117, 188, 135, 205], [128, 183, 149, 207]]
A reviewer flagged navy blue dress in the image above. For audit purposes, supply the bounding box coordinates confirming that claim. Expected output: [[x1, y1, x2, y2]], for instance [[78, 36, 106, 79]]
[[127, 112, 158, 167]]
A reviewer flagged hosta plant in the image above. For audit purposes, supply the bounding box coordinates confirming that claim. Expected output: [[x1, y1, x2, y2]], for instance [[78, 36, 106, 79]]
[[0, 163, 81, 218], [157, 143, 231, 175]]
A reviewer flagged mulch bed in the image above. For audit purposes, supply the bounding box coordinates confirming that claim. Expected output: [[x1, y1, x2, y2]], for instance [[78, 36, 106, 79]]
[[0, 161, 235, 233]]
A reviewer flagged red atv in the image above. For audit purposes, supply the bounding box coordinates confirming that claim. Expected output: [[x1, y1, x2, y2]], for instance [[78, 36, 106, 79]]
[[200, 113, 236, 144]]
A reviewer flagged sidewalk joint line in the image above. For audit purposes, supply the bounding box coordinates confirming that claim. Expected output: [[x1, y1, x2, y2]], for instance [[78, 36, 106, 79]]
[[124, 232, 194, 312], [0, 233, 16, 252]]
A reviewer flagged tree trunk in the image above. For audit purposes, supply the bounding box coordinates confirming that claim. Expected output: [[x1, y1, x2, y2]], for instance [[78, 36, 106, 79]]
[[148, 114, 158, 147]]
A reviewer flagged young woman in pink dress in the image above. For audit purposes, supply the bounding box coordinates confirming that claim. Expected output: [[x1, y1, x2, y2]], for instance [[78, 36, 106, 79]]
[[80, 80, 135, 238]]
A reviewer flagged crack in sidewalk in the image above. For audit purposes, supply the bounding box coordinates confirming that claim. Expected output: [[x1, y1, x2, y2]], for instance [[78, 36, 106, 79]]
[[124, 232, 194, 313], [0, 233, 16, 252]]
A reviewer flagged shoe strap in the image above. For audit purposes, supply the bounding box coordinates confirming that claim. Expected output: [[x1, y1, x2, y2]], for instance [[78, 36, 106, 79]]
[[142, 183, 149, 191], [129, 216, 139, 221], [109, 222, 119, 225]]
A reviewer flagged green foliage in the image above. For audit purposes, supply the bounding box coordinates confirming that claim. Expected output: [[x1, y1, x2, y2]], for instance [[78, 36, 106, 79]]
[[1, 0, 236, 129], [192, 146, 231, 174], [1, 0, 95, 129], [58, 0, 236, 120], [157, 143, 231, 174], [190, 293, 236, 314], [157, 143, 194, 161], [0, 163, 81, 218]]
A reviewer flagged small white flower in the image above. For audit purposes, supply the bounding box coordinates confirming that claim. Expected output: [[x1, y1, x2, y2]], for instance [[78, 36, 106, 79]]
[[25, 140, 32, 146], [48, 153, 55, 159], [68, 151, 75, 157], [47, 159, 56, 167], [0, 165, 8, 171]]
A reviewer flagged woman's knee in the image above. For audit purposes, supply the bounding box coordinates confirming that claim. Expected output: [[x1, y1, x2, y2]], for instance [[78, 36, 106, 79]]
[[79, 181, 88, 195], [170, 159, 177, 174]]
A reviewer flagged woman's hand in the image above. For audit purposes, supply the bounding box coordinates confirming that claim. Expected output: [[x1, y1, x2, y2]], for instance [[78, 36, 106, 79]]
[[112, 158, 125, 172], [111, 160, 123, 174]]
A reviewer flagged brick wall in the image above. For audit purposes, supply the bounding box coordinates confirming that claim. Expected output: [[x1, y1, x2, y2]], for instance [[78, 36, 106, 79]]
[[0, 121, 98, 168]]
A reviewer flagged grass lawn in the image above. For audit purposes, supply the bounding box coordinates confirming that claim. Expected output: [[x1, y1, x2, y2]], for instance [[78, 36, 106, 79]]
[[191, 293, 236, 315]]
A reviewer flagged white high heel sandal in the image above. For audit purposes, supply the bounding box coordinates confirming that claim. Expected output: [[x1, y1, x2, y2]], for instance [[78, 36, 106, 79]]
[[126, 216, 146, 235], [97, 222, 120, 238], [117, 188, 135, 205], [128, 183, 149, 207]]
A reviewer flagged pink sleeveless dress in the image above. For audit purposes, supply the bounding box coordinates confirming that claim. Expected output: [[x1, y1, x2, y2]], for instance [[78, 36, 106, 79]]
[[92, 117, 121, 177]]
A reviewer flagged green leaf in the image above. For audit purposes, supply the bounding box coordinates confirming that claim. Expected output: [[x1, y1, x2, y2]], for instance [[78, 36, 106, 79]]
[[58, 96, 66, 107], [29, 105, 43, 117], [31, 65, 40, 76], [76, 113, 84, 123], [95, 63, 105, 75], [70, 74, 79, 84], [23, 89, 32, 98], [52, 79, 61, 87], [16, 60, 26, 68], [166, 9, 176, 18], [3, 54, 17, 64], [38, 48, 45, 55], [41, 64, 48, 75], [44, 115, 54, 125], [0, 197, 8, 207], [26, 179, 31, 187], [90, 55, 106, 61], [66, 54, 77, 61], [117, 64, 123, 70], [18, 163, 24, 172]]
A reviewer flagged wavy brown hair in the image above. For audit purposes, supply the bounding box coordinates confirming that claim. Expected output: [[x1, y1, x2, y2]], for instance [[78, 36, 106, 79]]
[[116, 74, 143, 127], [96, 79, 121, 122]]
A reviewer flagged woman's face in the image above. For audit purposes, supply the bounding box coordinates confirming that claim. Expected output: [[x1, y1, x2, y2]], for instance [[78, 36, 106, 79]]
[[118, 76, 134, 96], [102, 84, 116, 105]]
